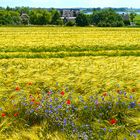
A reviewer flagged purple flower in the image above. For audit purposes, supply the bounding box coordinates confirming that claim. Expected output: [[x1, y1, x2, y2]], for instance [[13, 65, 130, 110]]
[[130, 102, 136, 108], [30, 109, 34, 113], [84, 106, 88, 109], [95, 100, 98, 105], [137, 130, 140, 133], [58, 105, 62, 109], [64, 118, 67, 126], [49, 110, 53, 114], [130, 95, 133, 99]]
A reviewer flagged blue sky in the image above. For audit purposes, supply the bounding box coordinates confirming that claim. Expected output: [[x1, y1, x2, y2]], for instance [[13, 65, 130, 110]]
[[0, 0, 140, 8]]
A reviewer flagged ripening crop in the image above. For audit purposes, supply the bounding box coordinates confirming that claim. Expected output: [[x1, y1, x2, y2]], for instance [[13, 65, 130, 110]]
[[0, 27, 140, 140]]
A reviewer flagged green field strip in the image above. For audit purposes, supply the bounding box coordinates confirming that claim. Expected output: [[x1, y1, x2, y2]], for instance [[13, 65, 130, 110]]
[[0, 50, 140, 58]]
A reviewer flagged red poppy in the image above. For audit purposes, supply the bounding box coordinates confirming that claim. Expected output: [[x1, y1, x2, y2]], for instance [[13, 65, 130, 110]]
[[48, 91, 51, 95], [1, 113, 6, 117], [132, 89, 136, 92], [15, 86, 20, 91], [117, 90, 120, 93], [103, 92, 107, 97], [66, 99, 71, 105], [14, 113, 19, 117], [109, 118, 117, 125], [60, 91, 65, 96], [31, 99, 35, 102], [35, 102, 40, 105], [28, 82, 32, 85]]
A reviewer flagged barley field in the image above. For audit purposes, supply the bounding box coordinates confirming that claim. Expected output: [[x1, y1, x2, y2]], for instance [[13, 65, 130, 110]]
[[0, 27, 140, 140]]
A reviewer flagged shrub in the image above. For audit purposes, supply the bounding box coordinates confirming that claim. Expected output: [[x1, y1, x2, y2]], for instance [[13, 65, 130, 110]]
[[66, 21, 75, 26]]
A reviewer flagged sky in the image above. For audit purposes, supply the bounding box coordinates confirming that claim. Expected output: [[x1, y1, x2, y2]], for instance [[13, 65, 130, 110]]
[[0, 0, 140, 8]]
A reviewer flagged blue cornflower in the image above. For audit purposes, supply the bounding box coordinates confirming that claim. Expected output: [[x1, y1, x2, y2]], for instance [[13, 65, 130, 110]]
[[58, 105, 62, 109], [84, 106, 88, 109], [64, 118, 67, 126], [54, 108, 57, 111], [30, 101, 34, 105], [30, 109, 34, 113], [130, 102, 136, 108], [49, 110, 53, 114], [137, 130, 140, 133], [50, 105, 52, 108], [130, 95, 133, 99], [108, 106, 112, 109], [124, 91, 127, 96]]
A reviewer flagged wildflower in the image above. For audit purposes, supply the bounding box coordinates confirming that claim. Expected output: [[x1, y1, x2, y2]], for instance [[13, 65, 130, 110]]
[[109, 118, 117, 125], [30, 109, 34, 113], [84, 106, 88, 109], [66, 99, 71, 105], [57, 105, 62, 109], [14, 113, 19, 117], [130, 102, 136, 108], [1, 113, 6, 117], [130, 95, 133, 99], [95, 100, 98, 105], [137, 130, 140, 133], [132, 88, 136, 92], [117, 90, 120, 93], [64, 118, 67, 126], [15, 86, 20, 91], [60, 91, 65, 96], [103, 92, 107, 97], [48, 91, 51, 95], [124, 91, 127, 96], [31, 99, 35, 102], [28, 82, 32, 85], [35, 102, 40, 105]]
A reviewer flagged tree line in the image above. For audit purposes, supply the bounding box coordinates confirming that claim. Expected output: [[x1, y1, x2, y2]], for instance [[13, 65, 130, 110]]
[[0, 7, 136, 27]]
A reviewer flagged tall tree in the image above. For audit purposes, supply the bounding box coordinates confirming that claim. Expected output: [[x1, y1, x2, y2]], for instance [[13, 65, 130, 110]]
[[75, 13, 89, 26], [130, 12, 137, 22], [91, 8, 124, 27]]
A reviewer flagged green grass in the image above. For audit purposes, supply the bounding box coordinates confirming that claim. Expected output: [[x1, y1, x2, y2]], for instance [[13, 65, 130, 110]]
[[134, 14, 140, 25]]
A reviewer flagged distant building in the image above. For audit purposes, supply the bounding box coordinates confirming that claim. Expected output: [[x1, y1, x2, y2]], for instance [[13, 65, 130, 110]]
[[121, 13, 129, 21], [20, 13, 29, 25], [60, 9, 80, 23]]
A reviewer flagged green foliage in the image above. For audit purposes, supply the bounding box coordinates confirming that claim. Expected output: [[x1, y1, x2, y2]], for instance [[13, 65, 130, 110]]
[[76, 13, 89, 26], [123, 20, 130, 26], [130, 12, 137, 22], [50, 9, 62, 25], [91, 9, 124, 27], [66, 21, 75, 26], [0, 10, 21, 25], [29, 9, 51, 25]]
